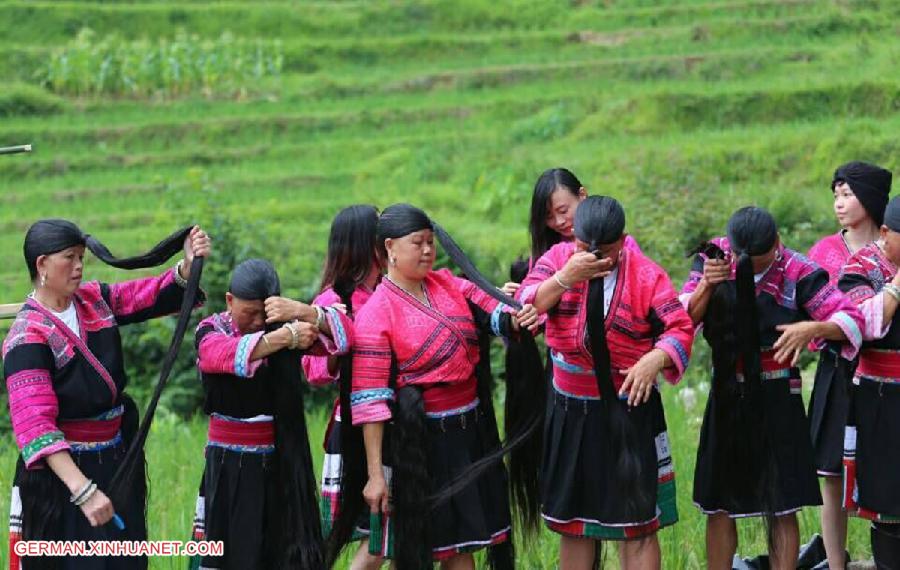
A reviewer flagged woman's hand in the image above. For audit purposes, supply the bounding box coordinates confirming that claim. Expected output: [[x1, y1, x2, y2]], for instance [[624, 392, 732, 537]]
[[774, 321, 820, 365], [701, 258, 730, 287], [181, 226, 211, 279], [619, 350, 667, 406], [559, 252, 611, 286], [514, 304, 539, 333], [363, 474, 390, 515], [295, 321, 319, 350], [264, 297, 308, 324], [80, 489, 114, 527], [500, 282, 520, 296]]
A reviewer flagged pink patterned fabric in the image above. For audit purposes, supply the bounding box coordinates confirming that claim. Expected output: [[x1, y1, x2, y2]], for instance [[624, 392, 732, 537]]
[[6, 368, 69, 468], [106, 269, 178, 318], [350, 269, 510, 425], [302, 286, 373, 387], [808, 232, 850, 282], [681, 237, 863, 359], [839, 243, 896, 342], [519, 242, 693, 398], [197, 308, 353, 379]]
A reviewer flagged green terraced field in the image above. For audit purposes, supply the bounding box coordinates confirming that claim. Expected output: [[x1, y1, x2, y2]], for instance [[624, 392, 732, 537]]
[[0, 0, 897, 566]]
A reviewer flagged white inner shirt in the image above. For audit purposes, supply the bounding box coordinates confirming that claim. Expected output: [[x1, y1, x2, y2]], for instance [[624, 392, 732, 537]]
[[51, 302, 80, 337], [603, 267, 619, 317]]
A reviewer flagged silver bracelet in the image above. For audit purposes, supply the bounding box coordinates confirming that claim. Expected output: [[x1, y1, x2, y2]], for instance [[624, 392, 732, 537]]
[[553, 272, 572, 291], [74, 483, 98, 507], [885, 284, 900, 302], [283, 322, 299, 350], [173, 260, 188, 288], [70, 479, 93, 504]]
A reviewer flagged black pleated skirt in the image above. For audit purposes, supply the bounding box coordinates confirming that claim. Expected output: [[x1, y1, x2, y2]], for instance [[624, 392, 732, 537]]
[[195, 447, 277, 570], [808, 350, 856, 477], [367, 403, 512, 561], [540, 386, 677, 540], [843, 378, 900, 521], [693, 372, 821, 517]]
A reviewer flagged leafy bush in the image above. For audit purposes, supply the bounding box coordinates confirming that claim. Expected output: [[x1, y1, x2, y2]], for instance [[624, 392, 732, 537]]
[[38, 28, 283, 98]]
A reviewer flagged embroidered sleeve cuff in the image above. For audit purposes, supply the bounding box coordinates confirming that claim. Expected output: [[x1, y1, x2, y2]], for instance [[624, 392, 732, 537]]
[[860, 293, 891, 342], [21, 431, 70, 469], [350, 388, 394, 425], [828, 310, 863, 359], [655, 337, 689, 384], [234, 332, 265, 378], [490, 304, 507, 337], [309, 307, 351, 357], [301, 354, 339, 386]]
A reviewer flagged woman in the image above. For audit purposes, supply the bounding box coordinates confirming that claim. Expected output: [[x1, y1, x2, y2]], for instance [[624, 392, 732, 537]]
[[838, 194, 900, 567], [807, 161, 891, 569], [4, 220, 210, 570], [501, 167, 640, 297], [191, 258, 351, 569], [682, 207, 863, 570], [518, 196, 693, 570], [301, 205, 385, 570], [345, 204, 537, 570]]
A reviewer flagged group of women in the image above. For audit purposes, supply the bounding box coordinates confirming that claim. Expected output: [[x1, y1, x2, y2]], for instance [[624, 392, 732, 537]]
[[3, 161, 897, 570]]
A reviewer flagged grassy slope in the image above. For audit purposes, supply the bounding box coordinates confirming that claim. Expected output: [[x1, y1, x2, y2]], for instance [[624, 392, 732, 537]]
[[0, 0, 896, 566]]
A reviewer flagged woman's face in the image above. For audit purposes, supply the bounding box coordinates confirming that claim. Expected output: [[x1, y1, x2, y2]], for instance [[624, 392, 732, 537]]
[[385, 229, 435, 282], [545, 187, 586, 238], [750, 241, 779, 274], [36, 245, 85, 297], [833, 182, 870, 229], [574, 236, 624, 268], [226, 294, 266, 334]]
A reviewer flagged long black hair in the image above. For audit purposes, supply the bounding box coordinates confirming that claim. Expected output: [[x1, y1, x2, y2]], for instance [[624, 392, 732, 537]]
[[702, 206, 780, 546], [319, 204, 380, 293], [327, 204, 542, 569], [324, 206, 381, 566], [226, 258, 325, 568], [575, 197, 657, 523], [529, 167, 584, 262], [19, 220, 202, 570]]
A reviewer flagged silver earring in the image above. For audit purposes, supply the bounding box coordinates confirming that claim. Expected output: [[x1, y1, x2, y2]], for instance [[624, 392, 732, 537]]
[[390, 257, 397, 266], [40, 274, 47, 288]]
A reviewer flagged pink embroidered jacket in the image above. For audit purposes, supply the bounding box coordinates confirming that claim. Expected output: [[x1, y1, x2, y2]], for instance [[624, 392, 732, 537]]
[[3, 270, 200, 468], [680, 237, 864, 359], [195, 306, 352, 418], [350, 269, 512, 425], [808, 232, 851, 282], [301, 285, 373, 422], [518, 242, 694, 398]]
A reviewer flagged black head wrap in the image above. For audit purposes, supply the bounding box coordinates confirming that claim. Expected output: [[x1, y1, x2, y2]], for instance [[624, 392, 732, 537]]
[[883, 196, 900, 233], [833, 161, 892, 226], [228, 259, 280, 301], [24, 218, 193, 281], [573, 196, 625, 248]]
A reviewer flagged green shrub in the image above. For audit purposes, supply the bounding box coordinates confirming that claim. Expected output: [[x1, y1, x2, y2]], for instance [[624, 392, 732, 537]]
[[0, 83, 65, 117]]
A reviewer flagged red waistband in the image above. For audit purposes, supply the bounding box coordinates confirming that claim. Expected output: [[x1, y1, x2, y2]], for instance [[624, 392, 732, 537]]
[[736, 350, 792, 374], [59, 416, 122, 443], [208, 415, 275, 447], [420, 376, 478, 414], [858, 349, 900, 379]]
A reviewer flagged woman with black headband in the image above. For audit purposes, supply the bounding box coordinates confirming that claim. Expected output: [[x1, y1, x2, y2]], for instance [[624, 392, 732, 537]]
[[302, 205, 385, 569], [838, 193, 900, 567], [339, 203, 538, 570], [3, 220, 210, 569], [807, 161, 891, 569], [190, 258, 352, 569], [681, 206, 864, 570], [518, 196, 693, 570]]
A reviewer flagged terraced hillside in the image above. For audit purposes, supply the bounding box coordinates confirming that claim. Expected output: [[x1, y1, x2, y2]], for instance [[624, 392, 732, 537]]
[[0, 0, 897, 567]]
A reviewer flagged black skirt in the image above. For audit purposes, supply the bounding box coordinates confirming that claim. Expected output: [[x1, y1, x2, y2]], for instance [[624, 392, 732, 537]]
[[693, 371, 821, 517], [808, 350, 856, 477], [11, 440, 147, 570], [367, 403, 512, 560], [540, 386, 677, 540], [844, 378, 900, 520], [195, 447, 278, 570]]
